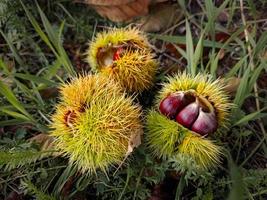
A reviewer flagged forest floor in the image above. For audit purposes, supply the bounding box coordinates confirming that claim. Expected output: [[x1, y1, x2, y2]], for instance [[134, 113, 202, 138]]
[[0, 0, 267, 199]]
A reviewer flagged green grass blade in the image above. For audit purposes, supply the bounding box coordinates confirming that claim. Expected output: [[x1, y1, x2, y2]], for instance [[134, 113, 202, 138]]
[[210, 27, 245, 77], [205, 0, 230, 34], [174, 44, 187, 59], [248, 63, 264, 92], [0, 150, 50, 170], [21, 180, 56, 200], [193, 31, 204, 74], [150, 34, 228, 49], [37, 3, 58, 49], [0, 30, 24, 66], [233, 67, 251, 107], [185, 19, 195, 75], [57, 21, 76, 75], [44, 59, 62, 79], [14, 79, 39, 103], [227, 157, 246, 200], [204, 0, 215, 34], [36, 3, 75, 76], [0, 79, 33, 121], [1, 109, 31, 121], [0, 119, 27, 127], [20, 0, 55, 52], [52, 164, 78, 196], [234, 110, 267, 126], [14, 73, 57, 86], [56, 3, 76, 23], [225, 56, 248, 79], [254, 31, 267, 56], [210, 50, 220, 77], [0, 58, 12, 74], [20, 0, 76, 77]]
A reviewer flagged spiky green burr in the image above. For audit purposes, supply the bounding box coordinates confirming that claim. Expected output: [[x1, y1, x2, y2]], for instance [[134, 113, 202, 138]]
[[146, 72, 232, 170], [86, 28, 157, 93], [50, 74, 143, 173]]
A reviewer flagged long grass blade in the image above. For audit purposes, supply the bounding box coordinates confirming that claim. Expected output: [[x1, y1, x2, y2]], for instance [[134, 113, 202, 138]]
[[0, 79, 33, 121], [185, 19, 195, 75]]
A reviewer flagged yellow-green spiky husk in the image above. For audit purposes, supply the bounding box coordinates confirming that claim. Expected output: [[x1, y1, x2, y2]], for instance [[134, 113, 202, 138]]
[[86, 28, 157, 93], [157, 72, 232, 127], [146, 111, 221, 170], [100, 50, 157, 92], [87, 28, 150, 70], [50, 74, 143, 173], [146, 72, 232, 170], [178, 134, 222, 169], [146, 110, 185, 159]]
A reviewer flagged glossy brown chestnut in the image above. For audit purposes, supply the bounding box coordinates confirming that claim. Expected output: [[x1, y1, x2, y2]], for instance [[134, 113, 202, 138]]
[[176, 101, 200, 128], [159, 91, 219, 135], [191, 108, 218, 135], [159, 93, 185, 119]]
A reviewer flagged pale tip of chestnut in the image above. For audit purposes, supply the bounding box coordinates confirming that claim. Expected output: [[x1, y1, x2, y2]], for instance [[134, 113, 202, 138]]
[[191, 108, 218, 136], [176, 101, 200, 128]]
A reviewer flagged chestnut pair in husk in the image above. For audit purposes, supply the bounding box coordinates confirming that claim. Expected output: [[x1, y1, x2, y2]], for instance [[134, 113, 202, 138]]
[[159, 91, 218, 136], [146, 73, 232, 170]]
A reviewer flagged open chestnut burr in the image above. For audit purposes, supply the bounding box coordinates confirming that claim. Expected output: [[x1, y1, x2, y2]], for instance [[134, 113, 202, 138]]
[[146, 73, 232, 170], [159, 91, 218, 136]]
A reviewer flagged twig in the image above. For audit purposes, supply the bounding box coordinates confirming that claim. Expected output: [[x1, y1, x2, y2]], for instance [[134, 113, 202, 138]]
[[240, 0, 260, 111], [38, 110, 52, 124], [240, 136, 265, 167], [91, 19, 98, 40], [239, 0, 267, 164], [150, 44, 185, 67]]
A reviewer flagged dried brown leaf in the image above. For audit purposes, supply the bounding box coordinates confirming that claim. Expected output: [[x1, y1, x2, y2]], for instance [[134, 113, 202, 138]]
[[221, 77, 241, 95], [139, 3, 183, 32], [126, 129, 142, 157], [29, 133, 60, 156], [113, 129, 142, 175], [86, 0, 151, 22]]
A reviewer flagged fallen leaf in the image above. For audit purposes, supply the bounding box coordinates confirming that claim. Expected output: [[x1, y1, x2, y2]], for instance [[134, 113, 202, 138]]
[[221, 77, 241, 95], [113, 129, 142, 175], [126, 129, 142, 157], [217, 10, 229, 23], [139, 3, 183, 32], [218, 49, 225, 60], [214, 32, 230, 42], [29, 133, 59, 156], [79, 0, 151, 22], [75, 0, 132, 6], [165, 43, 186, 59]]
